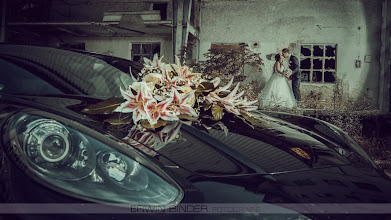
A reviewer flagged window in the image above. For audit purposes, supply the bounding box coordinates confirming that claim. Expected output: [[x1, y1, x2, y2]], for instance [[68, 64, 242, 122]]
[[300, 44, 337, 83], [152, 3, 167, 20], [131, 43, 161, 63], [59, 42, 85, 50]]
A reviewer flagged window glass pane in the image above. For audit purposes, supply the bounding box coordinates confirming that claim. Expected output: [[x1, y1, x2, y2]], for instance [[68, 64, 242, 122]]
[[152, 43, 161, 55], [313, 59, 323, 70], [133, 55, 141, 62], [132, 44, 141, 55], [301, 71, 310, 82], [324, 71, 336, 83], [313, 71, 322, 82], [300, 58, 311, 69], [326, 45, 336, 57], [313, 45, 324, 56], [142, 44, 152, 54], [325, 59, 336, 70], [301, 45, 311, 56]]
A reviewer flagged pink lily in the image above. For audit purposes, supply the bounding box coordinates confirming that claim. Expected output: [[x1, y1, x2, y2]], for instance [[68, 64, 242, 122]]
[[162, 69, 186, 91], [207, 83, 244, 115], [143, 54, 164, 68], [124, 122, 182, 151], [123, 130, 156, 156], [217, 77, 234, 93], [236, 97, 259, 112], [169, 89, 198, 118], [145, 98, 178, 125], [210, 77, 221, 88], [115, 83, 154, 123], [147, 122, 182, 150], [174, 56, 202, 81]]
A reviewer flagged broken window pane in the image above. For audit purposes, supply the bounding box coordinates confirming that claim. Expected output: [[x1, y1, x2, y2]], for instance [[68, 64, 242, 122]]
[[313, 71, 322, 82], [324, 71, 336, 83], [299, 44, 337, 84], [313, 45, 324, 56], [326, 45, 336, 57], [325, 59, 335, 70], [313, 59, 323, 69], [301, 45, 311, 56], [132, 44, 140, 54], [301, 71, 310, 82], [300, 58, 311, 69]]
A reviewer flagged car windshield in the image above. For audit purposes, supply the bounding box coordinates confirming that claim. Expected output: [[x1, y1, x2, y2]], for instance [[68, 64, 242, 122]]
[[0, 45, 133, 97]]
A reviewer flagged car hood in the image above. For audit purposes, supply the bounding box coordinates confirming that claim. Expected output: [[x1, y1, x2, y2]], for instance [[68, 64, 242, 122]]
[[0, 94, 367, 177]]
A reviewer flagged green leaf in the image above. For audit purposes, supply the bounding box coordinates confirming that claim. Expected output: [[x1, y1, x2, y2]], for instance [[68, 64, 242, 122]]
[[82, 97, 124, 115], [211, 104, 224, 121]]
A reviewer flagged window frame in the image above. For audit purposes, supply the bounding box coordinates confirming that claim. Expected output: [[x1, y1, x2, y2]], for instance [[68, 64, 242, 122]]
[[130, 43, 161, 63], [300, 44, 337, 84]]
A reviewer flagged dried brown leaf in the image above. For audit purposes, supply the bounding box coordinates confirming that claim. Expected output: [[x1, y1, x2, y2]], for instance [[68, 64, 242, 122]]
[[211, 104, 224, 121], [103, 113, 132, 125], [140, 119, 167, 130], [82, 97, 124, 115]]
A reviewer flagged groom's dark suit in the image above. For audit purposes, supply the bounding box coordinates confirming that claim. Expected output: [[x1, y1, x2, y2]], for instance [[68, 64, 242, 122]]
[[289, 55, 301, 102]]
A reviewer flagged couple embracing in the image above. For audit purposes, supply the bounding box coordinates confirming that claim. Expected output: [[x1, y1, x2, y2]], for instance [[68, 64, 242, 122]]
[[260, 48, 301, 108]]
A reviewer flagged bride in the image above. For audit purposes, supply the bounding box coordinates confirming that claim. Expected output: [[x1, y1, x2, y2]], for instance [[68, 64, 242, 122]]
[[259, 54, 297, 108]]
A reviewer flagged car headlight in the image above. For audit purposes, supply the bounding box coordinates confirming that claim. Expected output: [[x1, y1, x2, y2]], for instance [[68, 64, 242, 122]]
[[3, 111, 183, 206]]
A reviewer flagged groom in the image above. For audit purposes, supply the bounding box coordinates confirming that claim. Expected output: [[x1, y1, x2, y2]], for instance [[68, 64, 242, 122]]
[[282, 48, 301, 103]]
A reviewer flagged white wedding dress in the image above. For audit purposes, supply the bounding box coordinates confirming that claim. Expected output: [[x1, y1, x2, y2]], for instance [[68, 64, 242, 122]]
[[259, 65, 297, 108]]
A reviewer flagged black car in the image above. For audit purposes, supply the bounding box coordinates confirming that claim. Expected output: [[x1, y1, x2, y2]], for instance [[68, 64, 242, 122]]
[[0, 44, 391, 220]]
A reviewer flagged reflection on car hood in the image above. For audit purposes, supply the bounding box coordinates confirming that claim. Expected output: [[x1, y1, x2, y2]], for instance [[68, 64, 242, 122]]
[[1, 94, 363, 177], [155, 112, 353, 177]]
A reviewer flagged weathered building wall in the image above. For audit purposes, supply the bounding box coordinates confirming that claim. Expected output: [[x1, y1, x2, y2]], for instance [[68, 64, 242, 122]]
[[52, 36, 173, 62], [199, 0, 382, 108]]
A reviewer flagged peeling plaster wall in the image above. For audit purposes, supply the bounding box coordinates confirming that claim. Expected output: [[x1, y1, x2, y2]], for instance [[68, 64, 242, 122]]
[[199, 0, 382, 107]]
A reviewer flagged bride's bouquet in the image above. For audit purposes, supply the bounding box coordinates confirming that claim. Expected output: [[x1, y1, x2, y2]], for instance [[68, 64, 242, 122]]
[[82, 54, 260, 146], [283, 69, 292, 78]]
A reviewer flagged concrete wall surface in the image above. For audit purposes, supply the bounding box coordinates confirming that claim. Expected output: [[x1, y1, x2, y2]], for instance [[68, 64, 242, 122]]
[[199, 0, 382, 108]]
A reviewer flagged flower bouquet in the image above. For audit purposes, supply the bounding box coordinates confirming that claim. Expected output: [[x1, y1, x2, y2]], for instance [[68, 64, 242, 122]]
[[83, 54, 259, 151]]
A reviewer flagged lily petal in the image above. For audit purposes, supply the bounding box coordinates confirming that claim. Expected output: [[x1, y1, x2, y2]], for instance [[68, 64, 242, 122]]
[[179, 104, 198, 118], [225, 83, 240, 100], [217, 77, 234, 92], [211, 77, 221, 88]]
